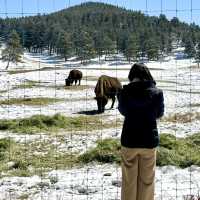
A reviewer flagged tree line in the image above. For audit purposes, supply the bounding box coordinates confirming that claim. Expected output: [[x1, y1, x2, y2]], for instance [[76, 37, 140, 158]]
[[1, 2, 200, 66]]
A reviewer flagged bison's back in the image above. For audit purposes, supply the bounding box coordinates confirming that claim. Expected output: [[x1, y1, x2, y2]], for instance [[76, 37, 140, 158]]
[[69, 70, 82, 79], [95, 75, 122, 97]]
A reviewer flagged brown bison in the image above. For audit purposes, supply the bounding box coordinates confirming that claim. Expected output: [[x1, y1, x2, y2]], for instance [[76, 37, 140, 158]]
[[65, 70, 83, 86], [94, 75, 122, 113]]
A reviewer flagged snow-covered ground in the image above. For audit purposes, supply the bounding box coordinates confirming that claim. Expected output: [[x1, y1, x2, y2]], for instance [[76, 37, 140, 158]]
[[0, 49, 200, 199], [0, 51, 200, 136], [1, 164, 200, 200]]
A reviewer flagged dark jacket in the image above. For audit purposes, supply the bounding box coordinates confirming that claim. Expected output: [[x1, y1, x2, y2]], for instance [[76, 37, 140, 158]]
[[117, 80, 164, 148]]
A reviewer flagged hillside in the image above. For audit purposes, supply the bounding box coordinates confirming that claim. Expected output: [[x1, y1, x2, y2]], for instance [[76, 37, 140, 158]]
[[0, 2, 200, 61], [1, 3, 200, 199]]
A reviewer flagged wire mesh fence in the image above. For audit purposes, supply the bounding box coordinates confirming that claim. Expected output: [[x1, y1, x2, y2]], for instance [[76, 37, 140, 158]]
[[0, 0, 200, 200]]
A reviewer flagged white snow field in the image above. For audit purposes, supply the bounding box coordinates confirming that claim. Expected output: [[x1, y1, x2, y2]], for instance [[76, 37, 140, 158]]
[[0, 164, 200, 200], [0, 49, 200, 200]]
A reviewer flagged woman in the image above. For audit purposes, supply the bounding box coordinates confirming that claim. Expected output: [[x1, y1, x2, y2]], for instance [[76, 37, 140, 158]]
[[117, 63, 164, 200]]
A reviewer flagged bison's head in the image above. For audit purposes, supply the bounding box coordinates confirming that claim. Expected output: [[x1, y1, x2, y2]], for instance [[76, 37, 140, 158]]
[[95, 96, 108, 113], [65, 78, 71, 86]]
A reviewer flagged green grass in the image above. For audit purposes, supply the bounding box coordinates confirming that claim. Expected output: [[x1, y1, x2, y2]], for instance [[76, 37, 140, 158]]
[[1, 133, 200, 177], [0, 113, 120, 134], [79, 133, 200, 168], [0, 138, 11, 160], [0, 138, 77, 177], [79, 138, 121, 164], [157, 133, 200, 167], [0, 97, 64, 106]]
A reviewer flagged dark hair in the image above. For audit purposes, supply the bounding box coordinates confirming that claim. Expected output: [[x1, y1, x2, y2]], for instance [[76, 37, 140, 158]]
[[128, 63, 156, 84]]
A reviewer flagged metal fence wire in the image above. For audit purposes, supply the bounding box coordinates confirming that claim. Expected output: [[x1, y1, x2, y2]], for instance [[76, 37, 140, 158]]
[[0, 0, 200, 200]]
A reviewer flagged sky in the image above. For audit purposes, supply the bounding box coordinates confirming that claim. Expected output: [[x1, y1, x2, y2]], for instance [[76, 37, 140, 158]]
[[0, 0, 200, 25]]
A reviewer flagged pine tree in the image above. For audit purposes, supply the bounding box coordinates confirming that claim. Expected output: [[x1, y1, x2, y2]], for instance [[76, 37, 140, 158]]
[[124, 34, 140, 62], [93, 32, 116, 58], [103, 35, 116, 55], [45, 24, 61, 55], [166, 37, 173, 54], [195, 43, 200, 67], [56, 31, 73, 61], [139, 30, 148, 58], [1, 30, 23, 69], [184, 38, 195, 58], [24, 30, 33, 52], [93, 31, 105, 57], [145, 38, 159, 61], [117, 30, 129, 53], [73, 30, 95, 62]]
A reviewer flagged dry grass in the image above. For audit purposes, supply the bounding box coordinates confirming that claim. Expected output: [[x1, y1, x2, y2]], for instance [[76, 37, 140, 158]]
[[183, 194, 200, 200], [82, 76, 98, 81], [8, 67, 64, 74], [188, 103, 200, 107], [157, 80, 178, 84], [164, 89, 200, 94], [0, 138, 77, 177], [38, 84, 92, 91], [0, 97, 64, 106], [13, 80, 40, 89], [82, 76, 128, 82], [0, 89, 8, 94], [0, 80, 40, 94], [78, 67, 164, 71], [0, 82, 92, 94], [162, 112, 200, 123]]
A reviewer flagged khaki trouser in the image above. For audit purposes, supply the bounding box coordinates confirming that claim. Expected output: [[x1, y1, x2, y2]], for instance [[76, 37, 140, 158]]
[[121, 147, 156, 200]]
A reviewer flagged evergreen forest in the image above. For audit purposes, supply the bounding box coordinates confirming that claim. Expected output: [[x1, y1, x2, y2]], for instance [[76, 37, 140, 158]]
[[0, 2, 200, 61]]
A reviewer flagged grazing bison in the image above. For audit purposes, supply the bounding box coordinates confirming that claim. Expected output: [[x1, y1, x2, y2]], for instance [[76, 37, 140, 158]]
[[94, 75, 122, 113], [65, 70, 83, 86]]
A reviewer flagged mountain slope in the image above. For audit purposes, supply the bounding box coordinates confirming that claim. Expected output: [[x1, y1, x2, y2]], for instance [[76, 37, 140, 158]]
[[0, 2, 200, 60]]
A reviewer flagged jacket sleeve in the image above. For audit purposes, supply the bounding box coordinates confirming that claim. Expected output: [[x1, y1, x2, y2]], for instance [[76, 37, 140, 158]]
[[117, 89, 127, 116], [155, 90, 164, 119]]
